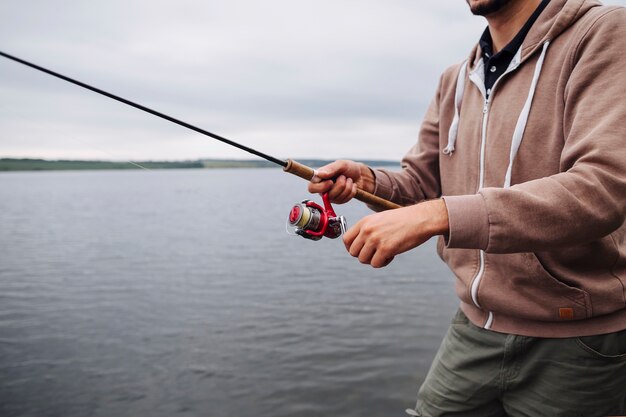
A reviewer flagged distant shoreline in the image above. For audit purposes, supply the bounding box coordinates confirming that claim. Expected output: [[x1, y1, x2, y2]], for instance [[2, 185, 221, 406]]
[[0, 158, 400, 172]]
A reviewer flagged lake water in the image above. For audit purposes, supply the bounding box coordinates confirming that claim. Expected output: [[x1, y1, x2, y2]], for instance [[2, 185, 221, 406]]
[[0, 168, 458, 417]]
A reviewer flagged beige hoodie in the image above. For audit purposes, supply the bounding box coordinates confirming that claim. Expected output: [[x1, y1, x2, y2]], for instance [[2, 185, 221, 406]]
[[372, 0, 626, 337]]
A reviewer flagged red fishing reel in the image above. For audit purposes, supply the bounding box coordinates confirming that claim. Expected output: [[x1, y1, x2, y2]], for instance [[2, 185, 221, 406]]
[[287, 193, 347, 241]]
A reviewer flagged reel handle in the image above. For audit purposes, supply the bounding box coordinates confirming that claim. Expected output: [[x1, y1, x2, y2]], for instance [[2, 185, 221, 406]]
[[283, 159, 401, 211]]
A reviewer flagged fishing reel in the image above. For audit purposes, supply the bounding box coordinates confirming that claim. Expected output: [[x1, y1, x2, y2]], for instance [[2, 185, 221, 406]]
[[287, 192, 347, 241]]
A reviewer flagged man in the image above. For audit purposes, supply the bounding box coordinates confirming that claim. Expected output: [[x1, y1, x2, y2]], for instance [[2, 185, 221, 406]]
[[308, 0, 626, 415]]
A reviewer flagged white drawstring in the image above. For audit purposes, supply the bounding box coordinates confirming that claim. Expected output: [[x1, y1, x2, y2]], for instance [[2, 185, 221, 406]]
[[444, 41, 550, 187], [503, 41, 550, 188], [443, 61, 468, 155]]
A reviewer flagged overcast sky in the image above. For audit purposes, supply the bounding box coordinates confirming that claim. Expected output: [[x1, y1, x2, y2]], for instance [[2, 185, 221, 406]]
[[1, 0, 625, 161]]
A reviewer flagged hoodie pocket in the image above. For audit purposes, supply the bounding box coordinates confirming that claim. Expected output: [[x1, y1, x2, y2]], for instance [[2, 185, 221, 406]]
[[438, 244, 483, 308], [476, 252, 592, 322]]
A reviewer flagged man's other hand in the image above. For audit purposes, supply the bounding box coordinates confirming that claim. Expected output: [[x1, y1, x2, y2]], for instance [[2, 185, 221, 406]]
[[343, 199, 450, 268]]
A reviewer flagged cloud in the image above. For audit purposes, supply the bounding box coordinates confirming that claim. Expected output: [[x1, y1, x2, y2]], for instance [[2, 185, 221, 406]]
[[1, 0, 625, 161]]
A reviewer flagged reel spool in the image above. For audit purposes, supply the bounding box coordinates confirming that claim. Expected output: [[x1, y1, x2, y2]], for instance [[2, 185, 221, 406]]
[[287, 193, 347, 241]]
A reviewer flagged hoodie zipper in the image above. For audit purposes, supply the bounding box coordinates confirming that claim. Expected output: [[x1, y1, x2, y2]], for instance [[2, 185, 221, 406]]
[[468, 52, 521, 330]]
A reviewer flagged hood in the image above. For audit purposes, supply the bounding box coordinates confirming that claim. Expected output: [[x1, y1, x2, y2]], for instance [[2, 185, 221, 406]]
[[443, 0, 606, 180], [468, 0, 603, 69]]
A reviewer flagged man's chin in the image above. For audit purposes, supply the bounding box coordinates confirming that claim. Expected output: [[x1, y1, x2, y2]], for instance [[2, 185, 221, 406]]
[[467, 0, 512, 16]]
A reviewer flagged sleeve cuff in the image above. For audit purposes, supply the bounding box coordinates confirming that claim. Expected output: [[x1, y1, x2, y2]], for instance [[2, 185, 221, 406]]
[[442, 194, 490, 250], [372, 169, 395, 201]]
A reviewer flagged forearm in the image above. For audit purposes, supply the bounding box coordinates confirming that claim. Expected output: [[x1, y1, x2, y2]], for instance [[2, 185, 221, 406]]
[[445, 169, 625, 253]]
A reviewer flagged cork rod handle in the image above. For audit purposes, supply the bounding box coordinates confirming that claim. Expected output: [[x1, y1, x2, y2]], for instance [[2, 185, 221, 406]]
[[283, 159, 401, 211]]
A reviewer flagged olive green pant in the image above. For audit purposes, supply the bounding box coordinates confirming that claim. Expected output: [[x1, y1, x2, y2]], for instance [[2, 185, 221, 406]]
[[409, 309, 626, 417]]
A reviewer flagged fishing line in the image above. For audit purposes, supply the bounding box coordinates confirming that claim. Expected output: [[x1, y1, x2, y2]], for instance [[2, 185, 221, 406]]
[[0, 49, 401, 211], [66, 136, 152, 171], [5, 112, 153, 171], [123, 160, 152, 171]]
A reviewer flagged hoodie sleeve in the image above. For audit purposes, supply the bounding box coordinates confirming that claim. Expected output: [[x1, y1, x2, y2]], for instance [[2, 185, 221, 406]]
[[445, 8, 626, 253], [369, 75, 443, 208]]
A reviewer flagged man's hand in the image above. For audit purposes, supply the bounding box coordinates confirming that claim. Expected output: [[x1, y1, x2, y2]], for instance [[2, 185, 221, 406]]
[[343, 199, 449, 268], [308, 160, 376, 204]]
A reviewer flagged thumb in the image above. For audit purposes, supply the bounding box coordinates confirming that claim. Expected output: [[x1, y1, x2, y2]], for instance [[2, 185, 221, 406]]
[[315, 167, 333, 179], [312, 169, 331, 184], [315, 161, 345, 180]]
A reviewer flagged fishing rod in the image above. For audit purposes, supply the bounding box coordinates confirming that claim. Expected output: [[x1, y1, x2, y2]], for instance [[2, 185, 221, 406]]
[[0, 50, 401, 238]]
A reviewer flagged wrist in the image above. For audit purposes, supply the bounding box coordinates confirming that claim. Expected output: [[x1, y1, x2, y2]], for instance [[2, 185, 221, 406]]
[[358, 163, 376, 194], [417, 199, 450, 237]]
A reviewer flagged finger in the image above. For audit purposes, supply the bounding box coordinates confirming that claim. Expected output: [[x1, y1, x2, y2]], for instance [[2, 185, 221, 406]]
[[342, 220, 361, 249], [334, 178, 354, 204], [308, 179, 334, 194], [328, 175, 347, 201], [346, 228, 366, 258], [357, 242, 376, 265], [371, 255, 395, 269]]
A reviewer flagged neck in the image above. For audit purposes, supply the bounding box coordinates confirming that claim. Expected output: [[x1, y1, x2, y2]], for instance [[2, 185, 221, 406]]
[[486, 0, 542, 53]]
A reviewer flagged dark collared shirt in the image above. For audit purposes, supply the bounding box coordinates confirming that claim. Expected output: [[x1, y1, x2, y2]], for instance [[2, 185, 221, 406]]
[[480, 0, 550, 98]]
